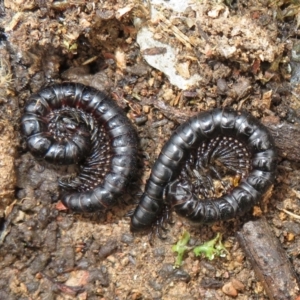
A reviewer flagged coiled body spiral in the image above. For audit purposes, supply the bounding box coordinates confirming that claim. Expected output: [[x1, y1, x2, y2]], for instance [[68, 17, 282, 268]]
[[131, 108, 277, 232], [21, 82, 138, 212]]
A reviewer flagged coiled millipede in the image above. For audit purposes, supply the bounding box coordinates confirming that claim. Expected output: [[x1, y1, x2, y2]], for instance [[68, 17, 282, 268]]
[[131, 108, 277, 233], [21, 82, 138, 212]]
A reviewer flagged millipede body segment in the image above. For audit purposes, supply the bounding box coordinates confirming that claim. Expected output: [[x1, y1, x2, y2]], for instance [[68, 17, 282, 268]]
[[131, 108, 277, 232], [21, 82, 138, 212]]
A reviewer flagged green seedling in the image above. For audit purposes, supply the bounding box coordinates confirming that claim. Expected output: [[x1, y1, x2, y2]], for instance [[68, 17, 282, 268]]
[[193, 232, 228, 260], [172, 231, 192, 267]]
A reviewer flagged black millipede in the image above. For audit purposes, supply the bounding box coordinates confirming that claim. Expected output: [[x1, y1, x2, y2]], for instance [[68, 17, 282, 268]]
[[21, 82, 138, 212], [131, 108, 277, 232]]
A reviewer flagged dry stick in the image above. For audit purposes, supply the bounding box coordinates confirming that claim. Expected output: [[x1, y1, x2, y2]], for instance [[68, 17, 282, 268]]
[[236, 218, 300, 300]]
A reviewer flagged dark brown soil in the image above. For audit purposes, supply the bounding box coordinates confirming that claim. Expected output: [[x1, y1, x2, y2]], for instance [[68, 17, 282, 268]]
[[0, 1, 300, 299]]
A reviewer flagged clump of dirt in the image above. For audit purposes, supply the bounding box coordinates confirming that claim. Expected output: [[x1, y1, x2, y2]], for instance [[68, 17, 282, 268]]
[[0, 120, 18, 217]]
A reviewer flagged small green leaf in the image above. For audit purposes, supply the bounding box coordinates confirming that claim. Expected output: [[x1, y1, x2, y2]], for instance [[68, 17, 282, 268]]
[[216, 236, 229, 257], [172, 231, 191, 267], [193, 233, 228, 260]]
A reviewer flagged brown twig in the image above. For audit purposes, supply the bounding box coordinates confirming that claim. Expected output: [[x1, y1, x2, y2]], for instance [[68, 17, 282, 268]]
[[236, 218, 300, 300]]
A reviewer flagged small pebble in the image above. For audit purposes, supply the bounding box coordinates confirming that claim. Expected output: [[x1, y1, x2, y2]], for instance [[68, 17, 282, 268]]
[[98, 239, 118, 259], [222, 281, 238, 297], [121, 233, 134, 245], [120, 257, 129, 267]]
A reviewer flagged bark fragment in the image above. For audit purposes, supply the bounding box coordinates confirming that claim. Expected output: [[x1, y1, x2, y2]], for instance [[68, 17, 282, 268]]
[[237, 218, 300, 300]]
